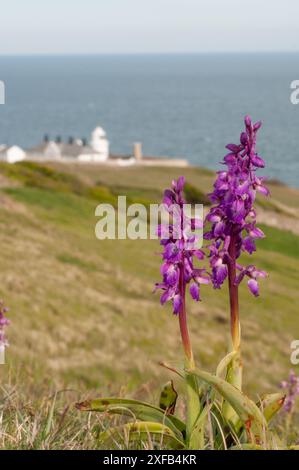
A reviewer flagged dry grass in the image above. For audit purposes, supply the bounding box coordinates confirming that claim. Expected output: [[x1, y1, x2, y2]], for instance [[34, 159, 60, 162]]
[[0, 378, 298, 449]]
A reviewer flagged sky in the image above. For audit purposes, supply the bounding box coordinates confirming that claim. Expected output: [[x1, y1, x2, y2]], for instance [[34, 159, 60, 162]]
[[0, 0, 299, 55]]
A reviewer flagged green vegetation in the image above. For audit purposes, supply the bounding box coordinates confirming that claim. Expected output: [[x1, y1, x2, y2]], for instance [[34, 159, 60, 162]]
[[0, 161, 298, 449], [258, 224, 299, 259], [183, 182, 211, 205]]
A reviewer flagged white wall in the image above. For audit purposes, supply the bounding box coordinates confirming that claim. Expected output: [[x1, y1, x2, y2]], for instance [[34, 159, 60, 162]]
[[6, 146, 26, 163]]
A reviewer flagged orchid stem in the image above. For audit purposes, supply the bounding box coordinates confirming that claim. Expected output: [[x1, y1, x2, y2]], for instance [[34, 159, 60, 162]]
[[228, 234, 241, 352], [179, 270, 201, 449], [222, 236, 243, 423], [225, 234, 243, 407], [179, 284, 194, 365]]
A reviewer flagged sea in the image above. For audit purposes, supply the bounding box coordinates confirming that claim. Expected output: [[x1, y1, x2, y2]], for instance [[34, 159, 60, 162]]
[[0, 53, 298, 187]]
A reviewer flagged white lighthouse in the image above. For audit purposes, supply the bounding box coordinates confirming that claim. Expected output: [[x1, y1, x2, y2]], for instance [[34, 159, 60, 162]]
[[89, 126, 109, 161]]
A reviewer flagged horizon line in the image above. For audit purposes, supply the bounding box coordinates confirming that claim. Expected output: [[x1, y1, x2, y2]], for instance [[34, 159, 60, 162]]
[[0, 50, 299, 57]]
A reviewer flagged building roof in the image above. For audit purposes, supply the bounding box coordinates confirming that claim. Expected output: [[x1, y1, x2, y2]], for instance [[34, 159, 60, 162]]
[[28, 142, 96, 158]]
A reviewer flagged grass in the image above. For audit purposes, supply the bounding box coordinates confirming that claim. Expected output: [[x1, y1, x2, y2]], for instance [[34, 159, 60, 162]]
[[0, 381, 297, 449], [0, 382, 109, 449], [258, 224, 299, 259], [0, 161, 298, 448]]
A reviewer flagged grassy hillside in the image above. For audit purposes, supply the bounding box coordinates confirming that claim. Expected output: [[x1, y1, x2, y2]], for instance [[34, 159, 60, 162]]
[[0, 161, 298, 448]]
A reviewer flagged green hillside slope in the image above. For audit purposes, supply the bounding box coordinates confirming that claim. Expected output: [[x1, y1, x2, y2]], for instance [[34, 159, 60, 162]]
[[0, 161, 298, 397]]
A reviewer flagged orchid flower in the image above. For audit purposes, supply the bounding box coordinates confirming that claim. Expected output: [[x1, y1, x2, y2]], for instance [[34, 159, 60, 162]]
[[0, 300, 9, 359], [205, 115, 268, 351], [155, 176, 209, 362]]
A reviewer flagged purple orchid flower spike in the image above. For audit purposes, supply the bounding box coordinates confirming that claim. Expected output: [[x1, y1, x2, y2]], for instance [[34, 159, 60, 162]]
[[155, 176, 209, 362], [0, 300, 9, 357], [280, 370, 299, 413], [205, 116, 268, 350], [155, 176, 210, 446]]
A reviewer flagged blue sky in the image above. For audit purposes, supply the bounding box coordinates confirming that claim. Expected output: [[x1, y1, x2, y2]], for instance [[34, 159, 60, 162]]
[[1, 0, 299, 54]]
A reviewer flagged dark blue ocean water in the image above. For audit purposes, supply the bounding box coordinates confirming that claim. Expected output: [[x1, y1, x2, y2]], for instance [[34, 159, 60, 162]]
[[0, 53, 298, 186]]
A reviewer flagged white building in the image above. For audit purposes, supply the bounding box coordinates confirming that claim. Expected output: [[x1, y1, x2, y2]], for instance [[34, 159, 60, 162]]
[[0, 145, 26, 163], [44, 141, 61, 160], [26, 127, 189, 167], [28, 126, 110, 162], [87, 127, 109, 161]]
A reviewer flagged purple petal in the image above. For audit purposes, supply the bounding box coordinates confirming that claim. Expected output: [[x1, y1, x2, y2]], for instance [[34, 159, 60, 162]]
[[253, 121, 262, 131], [251, 154, 265, 168], [190, 283, 200, 301], [256, 184, 269, 196], [249, 227, 265, 239], [190, 218, 203, 230], [226, 143, 240, 153], [248, 279, 259, 296], [163, 189, 175, 206], [212, 264, 228, 288], [214, 221, 225, 237], [240, 132, 248, 145], [194, 271, 210, 284], [163, 242, 179, 261], [254, 269, 267, 279], [223, 153, 236, 164], [236, 180, 250, 196], [154, 282, 165, 292], [173, 294, 181, 314], [243, 237, 256, 254], [244, 115, 252, 128], [160, 290, 171, 305], [176, 176, 185, 191], [230, 199, 246, 223], [193, 249, 205, 260], [206, 213, 221, 223], [164, 264, 179, 286]]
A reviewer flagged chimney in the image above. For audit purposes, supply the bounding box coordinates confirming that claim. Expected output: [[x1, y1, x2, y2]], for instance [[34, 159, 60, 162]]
[[133, 142, 142, 161]]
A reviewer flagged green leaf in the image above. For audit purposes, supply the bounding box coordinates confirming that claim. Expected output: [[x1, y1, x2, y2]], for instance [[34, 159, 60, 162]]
[[76, 397, 185, 439], [159, 381, 178, 415], [185, 370, 202, 449], [216, 351, 238, 378], [222, 351, 243, 425], [234, 391, 286, 435], [158, 361, 184, 378], [186, 367, 267, 443], [258, 392, 286, 422], [190, 351, 237, 450], [99, 421, 185, 449], [189, 405, 208, 450], [186, 352, 237, 450]]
